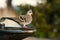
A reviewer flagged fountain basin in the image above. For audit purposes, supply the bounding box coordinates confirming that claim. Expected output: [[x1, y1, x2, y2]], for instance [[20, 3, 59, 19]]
[[0, 27, 36, 40], [0, 17, 36, 40]]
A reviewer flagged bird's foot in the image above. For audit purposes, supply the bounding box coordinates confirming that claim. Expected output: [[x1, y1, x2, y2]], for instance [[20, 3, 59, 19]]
[[22, 26, 29, 29]]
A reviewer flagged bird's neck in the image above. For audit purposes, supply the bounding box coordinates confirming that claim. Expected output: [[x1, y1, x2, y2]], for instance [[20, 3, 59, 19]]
[[26, 13, 31, 16]]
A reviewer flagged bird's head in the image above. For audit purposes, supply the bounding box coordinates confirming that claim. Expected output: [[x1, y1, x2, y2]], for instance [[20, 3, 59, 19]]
[[26, 9, 33, 15]]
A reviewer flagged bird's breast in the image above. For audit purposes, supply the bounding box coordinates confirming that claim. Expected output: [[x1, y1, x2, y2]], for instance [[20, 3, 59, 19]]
[[25, 15, 32, 22]]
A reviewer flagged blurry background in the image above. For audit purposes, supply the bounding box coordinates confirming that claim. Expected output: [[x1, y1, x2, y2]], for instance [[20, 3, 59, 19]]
[[0, 0, 60, 38]]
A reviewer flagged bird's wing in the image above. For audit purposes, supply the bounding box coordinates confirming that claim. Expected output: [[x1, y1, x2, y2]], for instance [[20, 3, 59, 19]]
[[19, 15, 25, 22]]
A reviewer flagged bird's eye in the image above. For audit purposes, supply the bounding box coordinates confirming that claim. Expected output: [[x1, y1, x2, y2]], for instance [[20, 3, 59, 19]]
[[29, 11, 31, 13]]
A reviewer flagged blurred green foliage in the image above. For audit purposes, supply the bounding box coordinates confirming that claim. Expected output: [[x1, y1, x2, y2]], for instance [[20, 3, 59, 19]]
[[16, 0, 60, 38]]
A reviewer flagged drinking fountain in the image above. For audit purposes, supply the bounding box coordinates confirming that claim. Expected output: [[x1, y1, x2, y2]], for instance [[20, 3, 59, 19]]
[[0, 0, 36, 40]]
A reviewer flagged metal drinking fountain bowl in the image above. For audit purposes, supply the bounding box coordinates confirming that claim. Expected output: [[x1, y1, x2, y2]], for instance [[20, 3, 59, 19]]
[[0, 0, 36, 40], [0, 18, 36, 40]]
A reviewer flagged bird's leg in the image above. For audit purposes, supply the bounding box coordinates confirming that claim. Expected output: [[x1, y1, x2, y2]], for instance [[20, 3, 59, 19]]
[[24, 24, 26, 26], [22, 24, 28, 29]]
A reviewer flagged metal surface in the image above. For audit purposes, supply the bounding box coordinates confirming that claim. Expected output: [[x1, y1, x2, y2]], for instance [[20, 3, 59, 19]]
[[0, 27, 36, 40], [0, 29, 36, 33]]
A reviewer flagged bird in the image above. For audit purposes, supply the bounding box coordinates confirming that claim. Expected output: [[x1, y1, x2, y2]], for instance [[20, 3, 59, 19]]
[[0, 9, 33, 28], [19, 9, 33, 28]]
